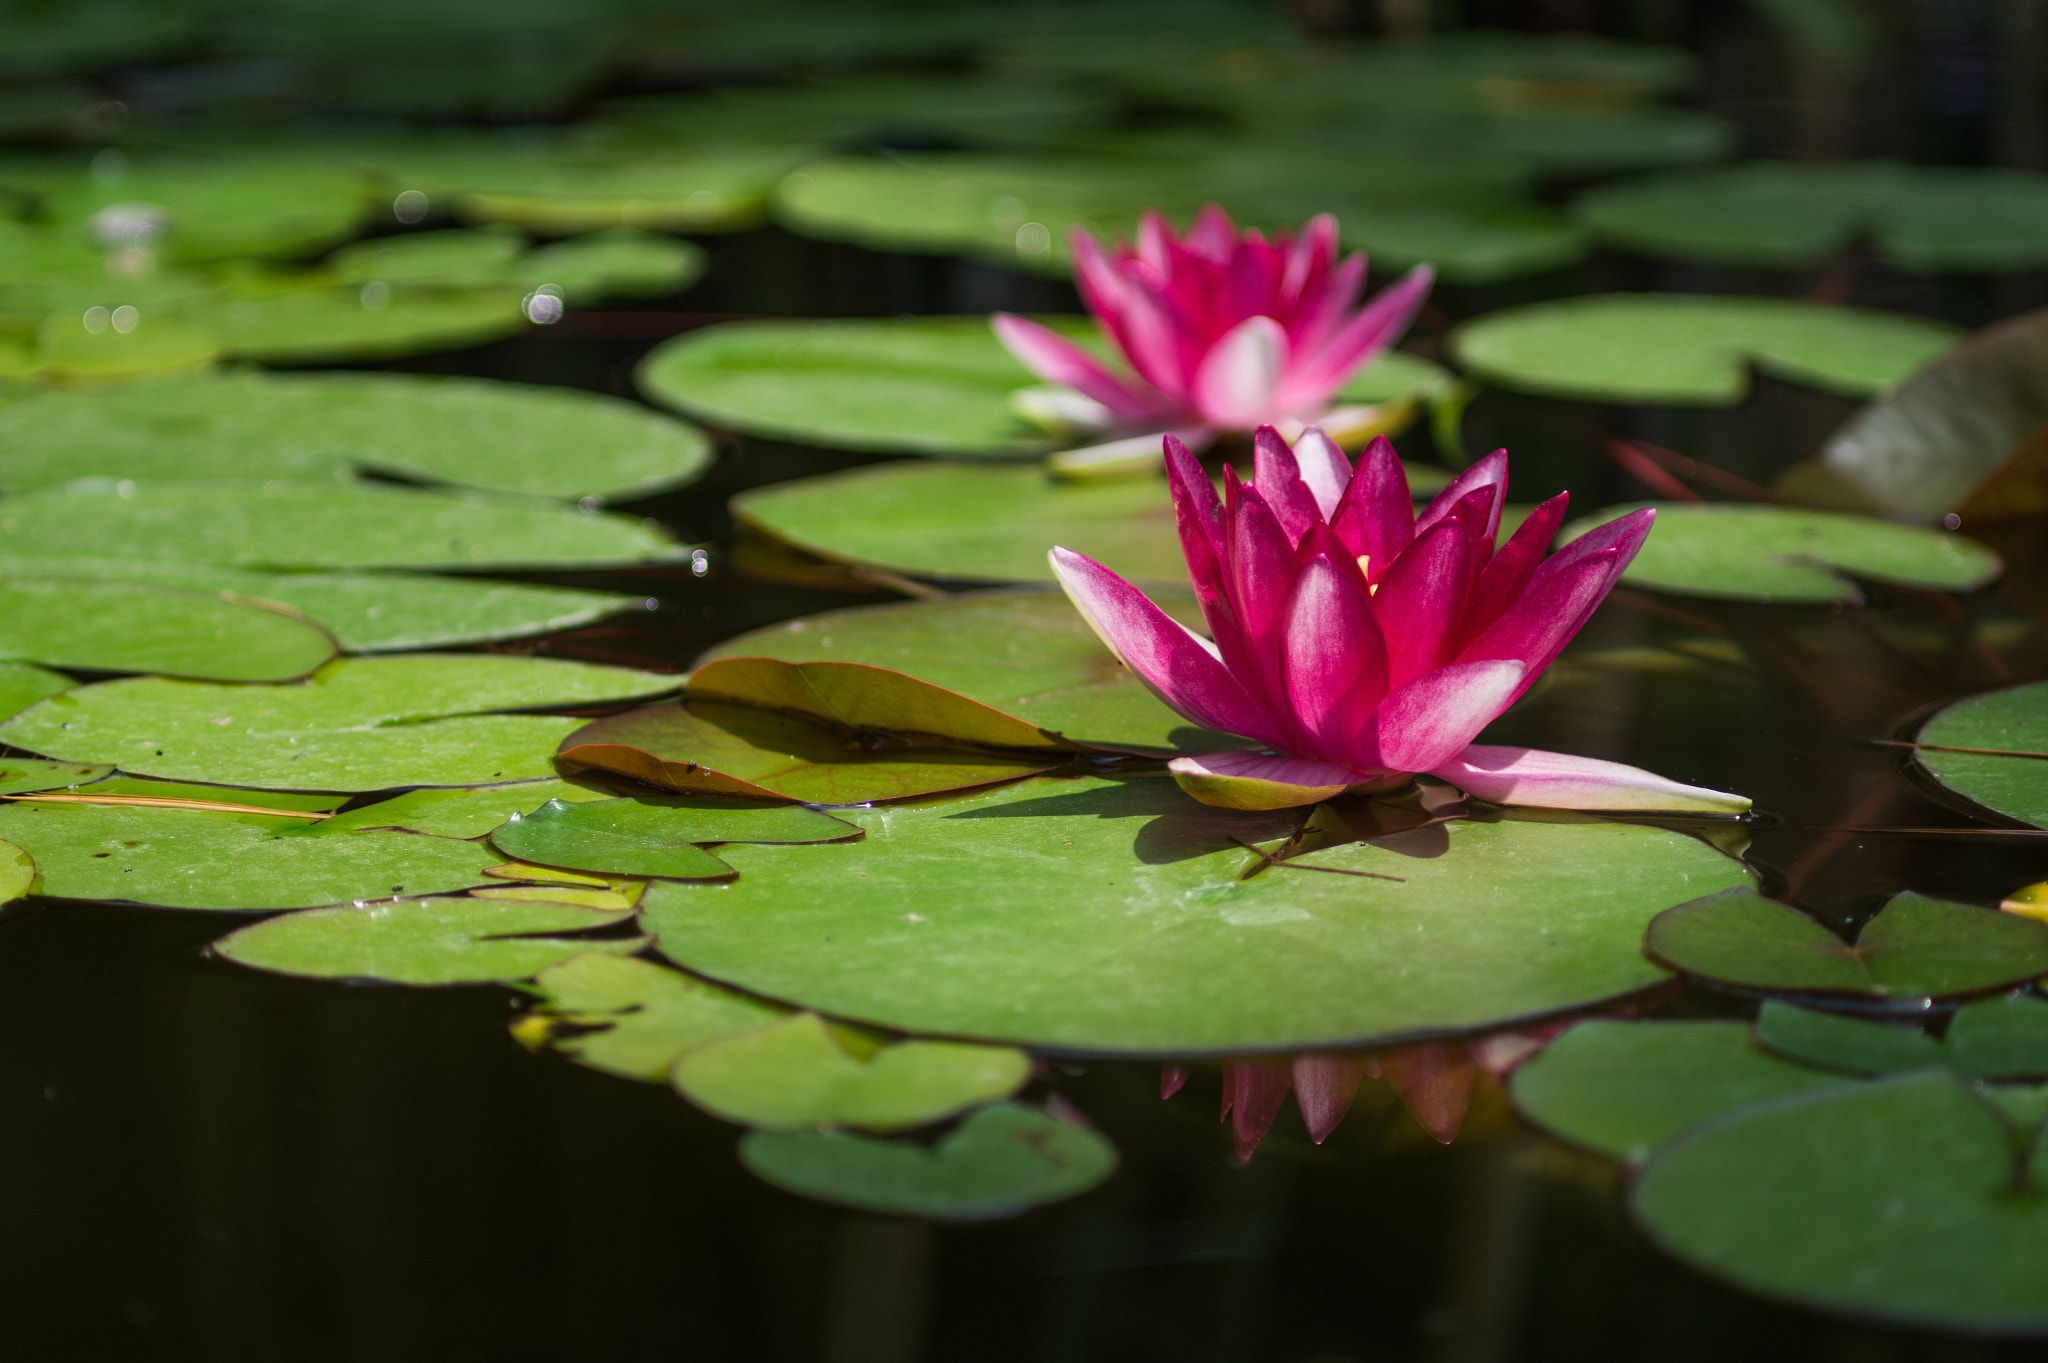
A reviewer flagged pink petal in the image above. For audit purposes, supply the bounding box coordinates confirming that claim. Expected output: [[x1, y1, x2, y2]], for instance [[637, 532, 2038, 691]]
[[1371, 518, 1472, 686], [1455, 549, 1620, 699], [1252, 425, 1324, 545], [1188, 204, 1240, 261], [1049, 546, 1277, 744], [1168, 750, 1372, 811], [1220, 473, 1300, 724], [1284, 263, 1434, 411], [990, 313, 1170, 422], [1278, 214, 1340, 314], [1416, 448, 1508, 541], [1160, 1064, 1191, 1099], [1287, 251, 1367, 359], [1456, 491, 1570, 650], [1430, 744, 1753, 812], [1165, 434, 1250, 669], [1291, 426, 1350, 520], [1193, 315, 1288, 428], [1292, 1053, 1372, 1144], [1330, 434, 1412, 576], [1550, 505, 1655, 578], [1379, 1043, 1477, 1145], [1221, 1059, 1293, 1161], [1371, 659, 1527, 774], [1282, 555, 1388, 764]]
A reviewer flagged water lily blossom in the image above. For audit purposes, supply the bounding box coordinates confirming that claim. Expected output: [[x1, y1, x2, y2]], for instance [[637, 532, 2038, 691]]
[[992, 206, 1433, 473], [1050, 427, 1751, 814]]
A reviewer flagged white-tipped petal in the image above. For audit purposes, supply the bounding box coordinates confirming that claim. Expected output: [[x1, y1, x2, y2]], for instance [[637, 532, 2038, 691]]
[[1431, 744, 1752, 813]]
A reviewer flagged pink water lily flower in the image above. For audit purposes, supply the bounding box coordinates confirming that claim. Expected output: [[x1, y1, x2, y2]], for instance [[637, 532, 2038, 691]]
[[1051, 427, 1752, 814], [992, 206, 1433, 468]]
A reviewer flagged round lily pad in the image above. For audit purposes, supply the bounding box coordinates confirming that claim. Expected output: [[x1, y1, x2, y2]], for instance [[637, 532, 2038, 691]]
[[1510, 1019, 1846, 1164], [0, 654, 679, 792], [1644, 887, 2048, 998], [739, 1102, 1118, 1220], [35, 153, 371, 262], [1559, 503, 2003, 604], [697, 590, 1234, 756], [0, 661, 73, 722], [331, 226, 704, 304], [672, 1013, 1031, 1132], [0, 479, 681, 571], [1449, 294, 1959, 405], [0, 576, 335, 681], [491, 795, 859, 879], [1915, 681, 2048, 829], [0, 370, 712, 502], [212, 896, 641, 983], [642, 777, 1748, 1054], [1577, 161, 2048, 271], [1633, 1070, 2048, 1332], [173, 282, 529, 363], [452, 150, 804, 234], [523, 952, 790, 1082]]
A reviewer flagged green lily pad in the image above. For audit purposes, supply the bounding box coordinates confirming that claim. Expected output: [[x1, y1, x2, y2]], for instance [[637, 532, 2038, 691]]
[[739, 1102, 1117, 1220], [1577, 161, 2048, 271], [1558, 503, 2003, 604], [0, 556, 633, 654], [331, 226, 704, 305], [515, 229, 705, 304], [0, 577, 336, 681], [0, 798, 506, 910], [640, 314, 1446, 458], [322, 780, 616, 838], [0, 662, 72, 722], [697, 590, 1238, 756], [674, 1013, 1032, 1132], [0, 370, 712, 502], [0, 839, 32, 902], [521, 952, 790, 1082], [1754, 1001, 1946, 1074], [491, 795, 859, 879], [0, 654, 679, 792], [332, 226, 526, 287], [18, 308, 222, 383], [0, 758, 111, 794], [32, 153, 370, 262], [1509, 1019, 1847, 1163], [0, 479, 681, 571], [643, 778, 1747, 1053], [1632, 1070, 2048, 1332], [560, 701, 1057, 805], [174, 283, 528, 363], [453, 149, 804, 234], [1645, 888, 2048, 998], [1946, 993, 2048, 1079], [212, 895, 641, 983], [1914, 682, 2048, 829], [1449, 294, 1959, 405]]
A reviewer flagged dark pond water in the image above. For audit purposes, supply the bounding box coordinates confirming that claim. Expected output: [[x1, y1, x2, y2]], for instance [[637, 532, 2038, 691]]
[[3, 208, 2045, 1359]]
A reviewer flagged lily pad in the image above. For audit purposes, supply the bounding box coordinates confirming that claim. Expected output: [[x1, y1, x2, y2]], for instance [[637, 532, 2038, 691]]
[[696, 591, 1239, 756], [639, 314, 1446, 458], [0, 370, 713, 502], [642, 777, 1748, 1053], [491, 794, 859, 880], [1577, 161, 2048, 271], [521, 952, 790, 1082], [739, 1102, 1118, 1220], [0, 798, 506, 910], [1633, 1070, 2048, 1333], [1449, 294, 1958, 405], [0, 758, 111, 794], [1558, 503, 2003, 604], [687, 657, 1072, 751], [331, 226, 704, 305], [0, 839, 31, 902], [1946, 993, 2048, 1079], [453, 150, 803, 234], [1644, 888, 2048, 998], [673, 1013, 1032, 1132], [320, 779, 617, 838], [560, 701, 1057, 805], [0, 662, 72, 722], [0, 577, 336, 681], [0, 654, 678, 792], [0, 479, 681, 571], [1915, 682, 2048, 830], [174, 283, 528, 363], [1754, 1001, 1946, 1074], [1509, 1019, 1846, 1163], [34, 153, 370, 262], [212, 896, 640, 983]]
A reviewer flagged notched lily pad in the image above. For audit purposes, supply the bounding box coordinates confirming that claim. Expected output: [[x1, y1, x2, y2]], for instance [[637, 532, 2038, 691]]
[[1757, 994, 2048, 1079], [213, 895, 643, 984], [1645, 887, 2048, 998], [1913, 681, 2048, 830], [739, 1102, 1117, 1221], [0, 662, 73, 723], [673, 1012, 1032, 1132], [1560, 503, 2002, 604], [520, 952, 789, 1082], [492, 794, 860, 879], [0, 576, 336, 681]]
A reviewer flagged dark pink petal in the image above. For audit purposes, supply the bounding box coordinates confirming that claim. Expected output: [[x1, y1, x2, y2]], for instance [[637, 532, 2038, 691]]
[[1330, 435, 1411, 574], [1168, 750, 1373, 810], [1285, 264, 1434, 409], [1457, 491, 1570, 649], [1416, 448, 1508, 541], [1431, 744, 1752, 812], [989, 313, 1169, 422], [1291, 426, 1350, 520], [1188, 204, 1239, 261], [1379, 1043, 1477, 1145], [1050, 546, 1278, 743], [1135, 210, 1176, 272], [1287, 251, 1367, 358], [1282, 556, 1388, 764], [1456, 549, 1619, 696], [1278, 214, 1340, 313], [1165, 435, 1248, 667], [1193, 316, 1288, 428], [1292, 1054, 1373, 1144], [1160, 1064, 1191, 1099], [1220, 1059, 1292, 1161], [1371, 659, 1526, 774], [1371, 518, 1472, 686], [1222, 476, 1300, 725], [1548, 506, 1655, 577], [1253, 425, 1324, 545]]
